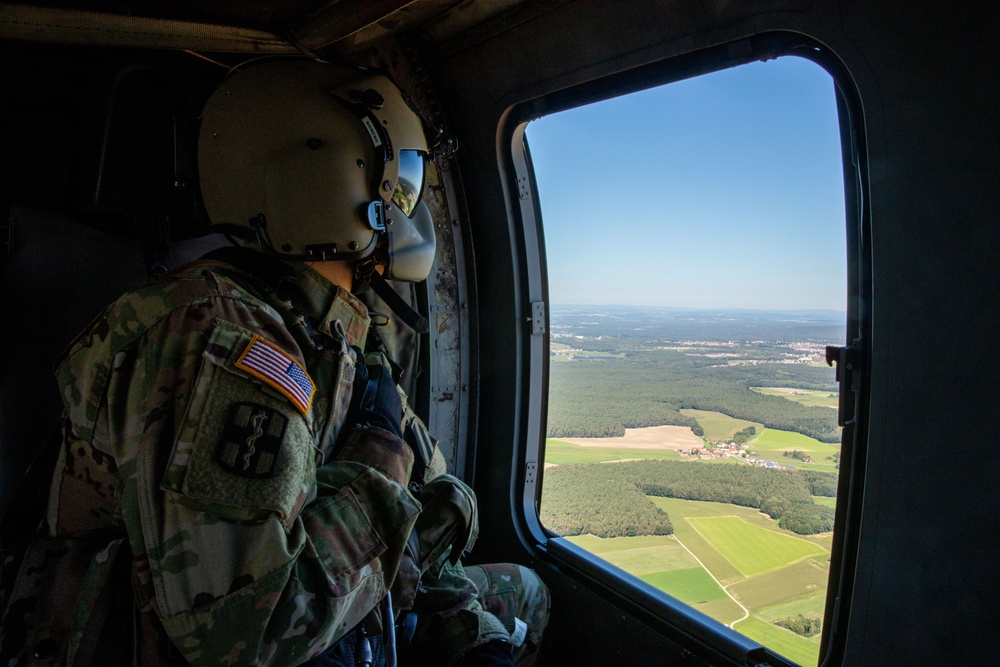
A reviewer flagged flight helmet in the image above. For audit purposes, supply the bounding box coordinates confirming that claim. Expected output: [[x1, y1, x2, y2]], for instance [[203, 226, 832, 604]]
[[198, 59, 435, 282]]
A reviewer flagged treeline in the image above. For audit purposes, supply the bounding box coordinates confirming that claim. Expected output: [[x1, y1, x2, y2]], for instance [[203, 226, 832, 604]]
[[548, 348, 841, 442], [541, 466, 673, 538], [802, 470, 837, 496], [775, 615, 822, 637], [541, 461, 838, 537]]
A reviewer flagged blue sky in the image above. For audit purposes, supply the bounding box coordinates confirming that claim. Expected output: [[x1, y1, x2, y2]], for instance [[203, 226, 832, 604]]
[[525, 56, 846, 311]]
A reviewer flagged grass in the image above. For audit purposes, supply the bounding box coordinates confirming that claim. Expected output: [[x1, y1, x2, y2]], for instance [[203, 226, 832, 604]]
[[582, 538, 698, 575], [754, 591, 828, 623], [733, 615, 820, 666], [747, 428, 840, 473], [681, 409, 841, 473], [728, 557, 829, 610], [640, 568, 727, 604], [566, 534, 676, 553], [651, 498, 743, 584], [687, 516, 826, 577], [544, 439, 683, 464], [680, 409, 759, 442], [812, 495, 837, 508], [751, 387, 839, 410], [562, 495, 833, 665], [692, 598, 747, 626]]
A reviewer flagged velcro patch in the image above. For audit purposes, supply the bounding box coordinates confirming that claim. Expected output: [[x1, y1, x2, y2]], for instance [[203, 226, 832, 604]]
[[235, 335, 314, 414], [218, 402, 288, 478]]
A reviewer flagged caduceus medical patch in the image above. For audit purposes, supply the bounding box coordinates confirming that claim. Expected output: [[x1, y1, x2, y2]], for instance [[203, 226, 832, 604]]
[[219, 402, 288, 478]]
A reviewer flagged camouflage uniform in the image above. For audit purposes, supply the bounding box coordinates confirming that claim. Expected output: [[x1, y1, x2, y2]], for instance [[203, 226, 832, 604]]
[[0, 257, 548, 666]]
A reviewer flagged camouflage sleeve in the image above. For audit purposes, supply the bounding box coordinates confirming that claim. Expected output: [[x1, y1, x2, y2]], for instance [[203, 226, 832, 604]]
[[56, 270, 421, 665], [410, 558, 511, 666], [402, 475, 509, 666]]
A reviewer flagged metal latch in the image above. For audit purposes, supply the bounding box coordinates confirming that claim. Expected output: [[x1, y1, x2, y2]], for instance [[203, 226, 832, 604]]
[[826, 342, 862, 427]]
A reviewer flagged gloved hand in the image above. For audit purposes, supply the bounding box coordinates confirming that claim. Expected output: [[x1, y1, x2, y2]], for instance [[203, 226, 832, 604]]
[[350, 348, 404, 438]]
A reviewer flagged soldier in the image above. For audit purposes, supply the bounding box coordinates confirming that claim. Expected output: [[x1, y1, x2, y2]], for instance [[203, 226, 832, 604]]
[[0, 60, 548, 666]]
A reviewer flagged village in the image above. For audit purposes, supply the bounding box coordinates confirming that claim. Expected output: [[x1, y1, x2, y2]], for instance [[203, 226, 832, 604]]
[[678, 440, 812, 469]]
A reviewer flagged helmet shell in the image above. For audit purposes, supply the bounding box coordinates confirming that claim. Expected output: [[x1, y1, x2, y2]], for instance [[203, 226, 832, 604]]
[[199, 59, 428, 262]]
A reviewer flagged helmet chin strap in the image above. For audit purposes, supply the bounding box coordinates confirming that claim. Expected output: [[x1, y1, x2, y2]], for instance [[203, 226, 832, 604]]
[[356, 259, 429, 334]]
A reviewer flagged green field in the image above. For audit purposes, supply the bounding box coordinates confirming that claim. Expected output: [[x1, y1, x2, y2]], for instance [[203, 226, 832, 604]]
[[680, 409, 758, 442], [733, 615, 820, 667], [751, 387, 839, 409], [728, 557, 829, 609], [812, 496, 837, 508], [687, 516, 826, 577], [679, 409, 841, 474], [545, 429, 836, 665], [640, 568, 727, 604], [544, 439, 684, 464], [755, 592, 829, 623], [569, 535, 697, 574], [573, 497, 830, 666], [747, 428, 840, 473]]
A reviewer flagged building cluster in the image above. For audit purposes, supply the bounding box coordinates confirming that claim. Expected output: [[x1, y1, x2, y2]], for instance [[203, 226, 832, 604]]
[[678, 441, 797, 470]]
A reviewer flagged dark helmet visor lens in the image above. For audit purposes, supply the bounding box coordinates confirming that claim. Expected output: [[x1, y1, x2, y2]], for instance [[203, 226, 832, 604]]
[[392, 150, 425, 217]]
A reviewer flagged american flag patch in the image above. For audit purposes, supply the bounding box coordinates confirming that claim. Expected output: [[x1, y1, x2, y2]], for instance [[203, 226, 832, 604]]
[[235, 335, 315, 415]]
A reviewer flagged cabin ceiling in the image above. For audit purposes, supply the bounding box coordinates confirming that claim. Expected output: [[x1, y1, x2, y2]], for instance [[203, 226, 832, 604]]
[[0, 0, 532, 53]]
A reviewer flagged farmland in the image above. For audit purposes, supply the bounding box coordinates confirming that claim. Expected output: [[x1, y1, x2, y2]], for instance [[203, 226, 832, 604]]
[[568, 497, 830, 666], [544, 305, 844, 665], [751, 387, 839, 409]]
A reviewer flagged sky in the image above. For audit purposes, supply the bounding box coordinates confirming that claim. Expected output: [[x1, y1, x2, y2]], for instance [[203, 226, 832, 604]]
[[525, 56, 847, 311]]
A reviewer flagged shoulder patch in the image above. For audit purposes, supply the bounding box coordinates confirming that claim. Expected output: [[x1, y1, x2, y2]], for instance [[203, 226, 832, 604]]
[[235, 335, 315, 414], [218, 402, 289, 478]]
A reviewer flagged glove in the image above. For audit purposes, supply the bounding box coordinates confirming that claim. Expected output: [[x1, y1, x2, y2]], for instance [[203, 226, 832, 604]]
[[350, 349, 404, 438]]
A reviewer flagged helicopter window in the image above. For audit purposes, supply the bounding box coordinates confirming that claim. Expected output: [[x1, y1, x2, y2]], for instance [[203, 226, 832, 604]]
[[526, 56, 847, 667]]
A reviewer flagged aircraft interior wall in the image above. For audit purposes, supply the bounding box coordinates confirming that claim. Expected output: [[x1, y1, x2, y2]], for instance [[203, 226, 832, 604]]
[[422, 2, 1000, 664]]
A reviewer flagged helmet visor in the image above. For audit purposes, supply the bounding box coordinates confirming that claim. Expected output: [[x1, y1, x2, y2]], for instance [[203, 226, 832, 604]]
[[392, 150, 425, 217]]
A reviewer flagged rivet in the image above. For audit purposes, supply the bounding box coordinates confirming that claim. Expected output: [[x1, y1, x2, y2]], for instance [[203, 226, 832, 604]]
[[349, 241, 359, 250], [383, 181, 393, 192], [357, 159, 365, 168], [281, 243, 292, 252], [213, 132, 220, 139]]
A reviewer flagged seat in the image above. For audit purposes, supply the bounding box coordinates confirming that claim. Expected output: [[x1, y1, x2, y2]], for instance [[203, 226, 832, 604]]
[[0, 61, 226, 514], [0, 205, 231, 513]]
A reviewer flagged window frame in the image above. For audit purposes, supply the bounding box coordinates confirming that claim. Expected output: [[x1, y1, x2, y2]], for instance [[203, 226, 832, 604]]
[[501, 32, 871, 667]]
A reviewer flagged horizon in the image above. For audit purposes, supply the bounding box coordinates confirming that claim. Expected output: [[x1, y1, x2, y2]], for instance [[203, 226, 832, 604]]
[[550, 303, 846, 315]]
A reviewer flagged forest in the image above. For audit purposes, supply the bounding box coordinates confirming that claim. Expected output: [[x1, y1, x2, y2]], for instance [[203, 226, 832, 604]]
[[548, 346, 841, 442], [541, 461, 837, 537]]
